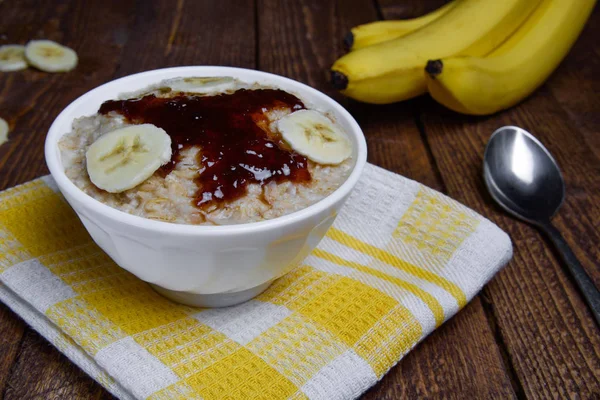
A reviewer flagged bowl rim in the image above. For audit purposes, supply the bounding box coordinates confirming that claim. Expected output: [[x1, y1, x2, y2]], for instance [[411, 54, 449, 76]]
[[45, 66, 367, 236]]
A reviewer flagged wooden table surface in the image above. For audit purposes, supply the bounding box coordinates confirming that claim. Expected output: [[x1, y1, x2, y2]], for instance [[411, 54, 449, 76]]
[[1, 0, 599, 398]]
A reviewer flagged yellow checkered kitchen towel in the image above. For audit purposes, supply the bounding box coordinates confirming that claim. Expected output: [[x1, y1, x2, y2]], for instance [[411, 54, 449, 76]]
[[0, 164, 512, 400]]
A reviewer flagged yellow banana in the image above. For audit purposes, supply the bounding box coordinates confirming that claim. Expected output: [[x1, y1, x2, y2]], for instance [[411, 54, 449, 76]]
[[425, 0, 596, 115], [331, 0, 541, 105], [345, 1, 456, 51]]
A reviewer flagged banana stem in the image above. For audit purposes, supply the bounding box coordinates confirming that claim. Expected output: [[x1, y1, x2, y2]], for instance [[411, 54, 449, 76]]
[[425, 60, 443, 78], [331, 71, 349, 90]]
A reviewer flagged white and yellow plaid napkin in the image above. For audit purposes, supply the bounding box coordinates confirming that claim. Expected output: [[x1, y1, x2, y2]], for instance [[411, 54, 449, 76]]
[[0, 163, 511, 400]]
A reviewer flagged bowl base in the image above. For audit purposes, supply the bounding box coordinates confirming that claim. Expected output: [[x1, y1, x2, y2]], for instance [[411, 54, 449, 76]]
[[151, 281, 272, 308]]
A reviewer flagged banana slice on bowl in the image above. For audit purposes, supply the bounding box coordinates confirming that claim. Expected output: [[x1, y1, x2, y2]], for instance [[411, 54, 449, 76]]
[[276, 110, 352, 165], [86, 124, 172, 193], [25, 40, 78, 72], [0, 117, 9, 145], [164, 76, 236, 94], [0, 45, 27, 71]]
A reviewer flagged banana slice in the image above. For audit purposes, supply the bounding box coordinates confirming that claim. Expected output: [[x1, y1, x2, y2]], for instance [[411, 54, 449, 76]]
[[276, 110, 352, 164], [164, 76, 236, 94], [0, 117, 9, 146], [0, 45, 27, 71], [24, 40, 78, 72], [86, 124, 172, 193]]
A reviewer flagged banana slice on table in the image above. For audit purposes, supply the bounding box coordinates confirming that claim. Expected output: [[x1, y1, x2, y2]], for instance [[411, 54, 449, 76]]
[[86, 124, 172, 193], [0, 117, 9, 145], [0, 45, 27, 71], [25, 40, 78, 72], [276, 110, 352, 165], [164, 76, 236, 94]]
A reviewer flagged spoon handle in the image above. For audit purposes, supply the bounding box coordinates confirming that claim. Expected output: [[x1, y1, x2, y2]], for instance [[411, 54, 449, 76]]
[[540, 221, 600, 327]]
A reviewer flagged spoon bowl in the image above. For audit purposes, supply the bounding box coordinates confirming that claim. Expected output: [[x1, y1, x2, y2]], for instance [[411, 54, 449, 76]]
[[484, 126, 564, 224], [483, 126, 600, 326]]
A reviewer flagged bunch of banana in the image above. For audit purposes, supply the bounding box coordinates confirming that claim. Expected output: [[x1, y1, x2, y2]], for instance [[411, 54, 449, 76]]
[[331, 0, 543, 104], [425, 0, 596, 115], [0, 40, 77, 72]]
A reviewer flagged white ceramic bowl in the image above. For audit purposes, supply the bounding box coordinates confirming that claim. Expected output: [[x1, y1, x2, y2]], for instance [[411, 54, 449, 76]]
[[45, 66, 367, 307]]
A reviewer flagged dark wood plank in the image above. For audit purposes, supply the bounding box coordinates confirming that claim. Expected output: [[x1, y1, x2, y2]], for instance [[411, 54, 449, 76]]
[[377, 0, 450, 19], [0, 0, 137, 189], [258, 0, 515, 398], [1, 0, 595, 399], [0, 304, 26, 397], [3, 330, 113, 400], [545, 6, 600, 160], [0, 0, 257, 398], [113, 0, 255, 78], [364, 298, 518, 399], [346, 101, 444, 191], [377, 1, 600, 398], [0, 0, 137, 398], [418, 75, 600, 398]]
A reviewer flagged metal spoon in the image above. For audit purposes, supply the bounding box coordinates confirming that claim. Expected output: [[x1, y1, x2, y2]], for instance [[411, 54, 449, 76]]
[[483, 126, 600, 326]]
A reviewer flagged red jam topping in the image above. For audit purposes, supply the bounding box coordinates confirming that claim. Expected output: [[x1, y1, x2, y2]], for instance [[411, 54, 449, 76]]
[[98, 89, 311, 208]]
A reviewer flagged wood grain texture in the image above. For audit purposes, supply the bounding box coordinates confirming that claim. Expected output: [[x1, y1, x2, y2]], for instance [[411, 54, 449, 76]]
[[258, 1, 515, 398], [0, 0, 256, 398], [3, 330, 112, 400], [112, 0, 255, 78], [363, 298, 517, 399], [377, 0, 450, 19], [376, 1, 600, 398], [0, 0, 136, 398], [0, 0, 137, 189], [418, 82, 600, 399], [0, 0, 598, 399], [545, 5, 600, 160], [0, 304, 26, 396]]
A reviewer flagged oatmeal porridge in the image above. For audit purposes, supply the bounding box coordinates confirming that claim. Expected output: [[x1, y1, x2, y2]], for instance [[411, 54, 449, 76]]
[[58, 77, 353, 225]]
